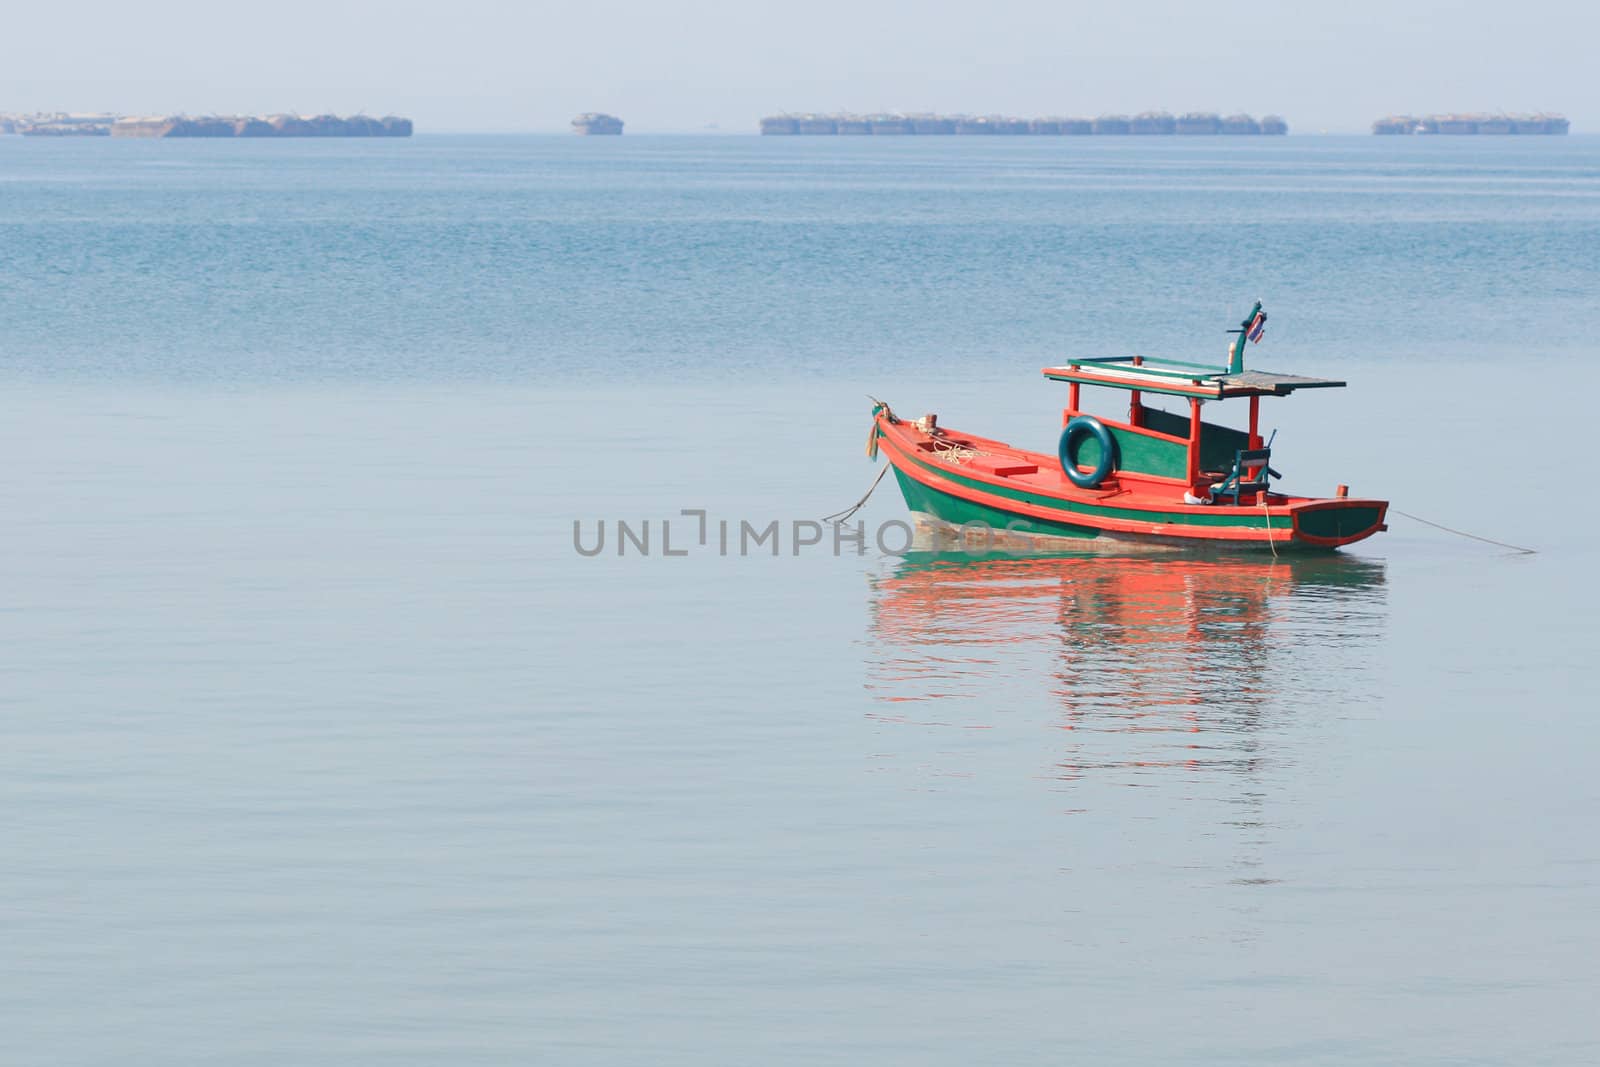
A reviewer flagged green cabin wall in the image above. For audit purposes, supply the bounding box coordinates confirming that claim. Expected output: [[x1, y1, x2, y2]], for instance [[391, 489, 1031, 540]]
[[1140, 407, 1253, 475], [1066, 408, 1254, 482], [1071, 423, 1188, 481]]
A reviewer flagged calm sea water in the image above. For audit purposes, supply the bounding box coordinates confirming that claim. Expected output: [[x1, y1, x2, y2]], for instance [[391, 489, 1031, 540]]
[[4, 135, 1599, 1064]]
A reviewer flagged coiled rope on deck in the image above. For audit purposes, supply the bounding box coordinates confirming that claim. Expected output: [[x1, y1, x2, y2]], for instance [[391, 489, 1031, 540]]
[[927, 438, 984, 464]]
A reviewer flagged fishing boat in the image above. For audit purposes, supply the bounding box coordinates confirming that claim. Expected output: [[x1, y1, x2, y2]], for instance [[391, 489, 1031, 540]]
[[867, 302, 1387, 551]]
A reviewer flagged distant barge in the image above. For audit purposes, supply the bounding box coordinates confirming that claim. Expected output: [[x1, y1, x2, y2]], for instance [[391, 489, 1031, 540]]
[[761, 112, 1287, 135], [116, 114, 412, 138], [2, 112, 413, 138], [572, 113, 624, 135], [1372, 113, 1568, 135], [2, 113, 115, 136]]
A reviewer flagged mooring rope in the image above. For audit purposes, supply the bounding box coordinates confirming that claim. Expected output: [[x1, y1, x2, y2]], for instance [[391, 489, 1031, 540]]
[[1390, 508, 1537, 555], [823, 462, 890, 527], [1262, 496, 1278, 559]]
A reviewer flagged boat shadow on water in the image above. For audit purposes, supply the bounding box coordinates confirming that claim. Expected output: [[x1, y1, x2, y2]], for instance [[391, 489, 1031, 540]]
[[865, 535, 1389, 782]]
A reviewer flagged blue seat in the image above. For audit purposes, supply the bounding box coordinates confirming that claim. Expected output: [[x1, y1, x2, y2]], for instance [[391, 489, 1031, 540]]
[[1211, 447, 1280, 505]]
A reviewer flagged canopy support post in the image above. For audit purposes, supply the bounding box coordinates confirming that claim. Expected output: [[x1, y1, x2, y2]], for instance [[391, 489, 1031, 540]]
[[1187, 398, 1203, 487], [1248, 395, 1261, 449]]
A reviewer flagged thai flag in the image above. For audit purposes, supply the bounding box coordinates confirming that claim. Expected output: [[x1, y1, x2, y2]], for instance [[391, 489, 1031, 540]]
[[1246, 310, 1267, 343]]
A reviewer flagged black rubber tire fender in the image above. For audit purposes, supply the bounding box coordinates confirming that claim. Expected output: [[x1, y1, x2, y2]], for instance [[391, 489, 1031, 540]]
[[1058, 416, 1118, 489]]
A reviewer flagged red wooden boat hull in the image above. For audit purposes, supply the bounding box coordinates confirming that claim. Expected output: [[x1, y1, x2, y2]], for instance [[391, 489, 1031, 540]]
[[874, 411, 1387, 551]]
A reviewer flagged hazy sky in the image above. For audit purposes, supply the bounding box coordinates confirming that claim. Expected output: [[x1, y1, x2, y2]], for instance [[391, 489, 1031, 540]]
[[4, 0, 1595, 133]]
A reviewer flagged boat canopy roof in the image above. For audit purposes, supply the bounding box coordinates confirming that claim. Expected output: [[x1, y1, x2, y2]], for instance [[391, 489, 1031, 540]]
[[1042, 356, 1345, 400]]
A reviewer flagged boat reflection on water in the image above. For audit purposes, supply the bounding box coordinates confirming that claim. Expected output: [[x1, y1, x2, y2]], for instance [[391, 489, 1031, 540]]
[[866, 544, 1387, 782]]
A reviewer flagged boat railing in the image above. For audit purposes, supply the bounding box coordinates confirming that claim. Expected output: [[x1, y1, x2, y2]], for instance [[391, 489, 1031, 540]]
[[1061, 355, 1230, 383]]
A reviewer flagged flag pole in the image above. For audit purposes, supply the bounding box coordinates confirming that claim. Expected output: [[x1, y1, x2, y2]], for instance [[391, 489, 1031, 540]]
[[1227, 299, 1265, 374]]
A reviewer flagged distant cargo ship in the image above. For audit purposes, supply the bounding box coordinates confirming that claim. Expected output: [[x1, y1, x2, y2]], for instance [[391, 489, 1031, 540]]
[[1175, 112, 1220, 134], [111, 114, 412, 138], [22, 124, 110, 137], [1372, 113, 1568, 135], [1131, 111, 1176, 134], [909, 114, 956, 135], [572, 113, 623, 135], [760, 111, 1288, 135], [5, 112, 116, 136], [1, 112, 412, 138]]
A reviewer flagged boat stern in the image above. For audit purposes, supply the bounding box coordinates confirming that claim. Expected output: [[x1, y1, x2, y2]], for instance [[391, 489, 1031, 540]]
[[1290, 498, 1389, 548]]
